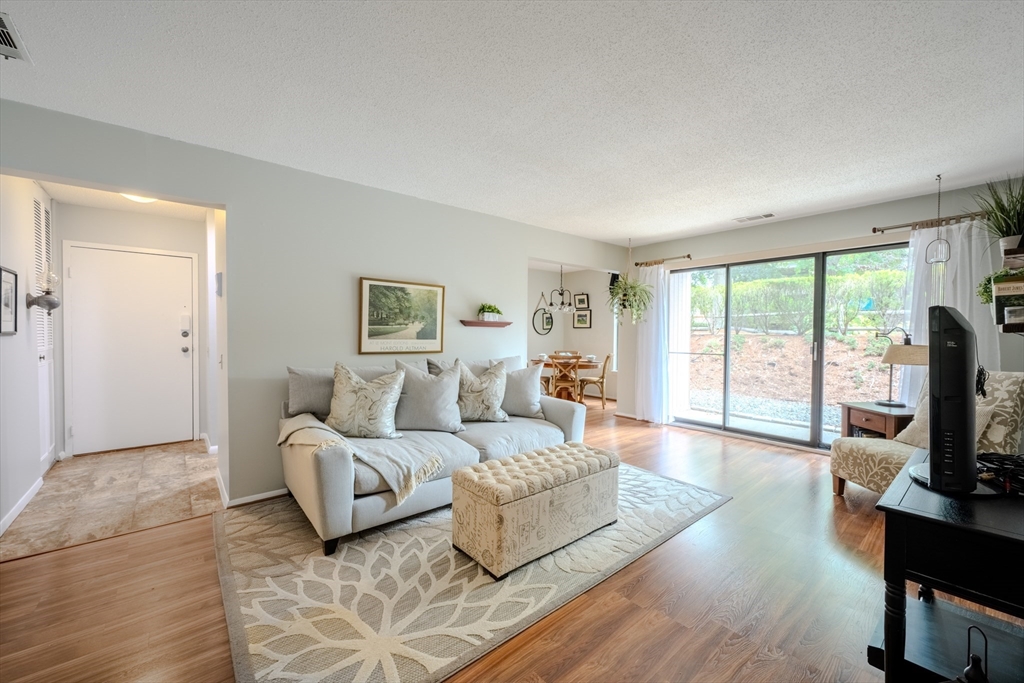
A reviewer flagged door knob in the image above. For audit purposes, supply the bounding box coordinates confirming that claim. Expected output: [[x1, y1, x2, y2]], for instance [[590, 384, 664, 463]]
[[182, 346, 190, 353]]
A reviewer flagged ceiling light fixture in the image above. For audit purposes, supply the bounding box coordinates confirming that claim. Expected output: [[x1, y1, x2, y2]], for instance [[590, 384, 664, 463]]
[[549, 266, 575, 314], [120, 193, 157, 203]]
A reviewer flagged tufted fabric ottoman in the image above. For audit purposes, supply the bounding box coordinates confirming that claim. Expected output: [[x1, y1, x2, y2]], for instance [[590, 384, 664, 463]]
[[451, 442, 619, 578]]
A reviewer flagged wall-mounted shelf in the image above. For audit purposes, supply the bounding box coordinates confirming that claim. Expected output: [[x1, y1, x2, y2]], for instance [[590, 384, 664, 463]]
[[460, 320, 512, 328]]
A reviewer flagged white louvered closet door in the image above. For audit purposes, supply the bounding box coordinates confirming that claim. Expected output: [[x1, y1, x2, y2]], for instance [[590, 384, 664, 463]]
[[34, 198, 55, 466]]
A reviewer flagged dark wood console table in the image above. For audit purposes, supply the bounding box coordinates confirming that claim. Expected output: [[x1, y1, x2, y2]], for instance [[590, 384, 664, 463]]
[[872, 448, 1024, 682]]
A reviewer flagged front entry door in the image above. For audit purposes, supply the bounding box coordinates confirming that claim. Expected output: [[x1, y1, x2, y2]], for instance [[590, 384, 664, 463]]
[[67, 245, 195, 454]]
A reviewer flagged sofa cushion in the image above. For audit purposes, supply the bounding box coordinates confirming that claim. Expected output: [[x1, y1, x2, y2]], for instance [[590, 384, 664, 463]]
[[497, 362, 544, 419], [455, 416, 565, 461], [427, 355, 524, 377], [351, 431, 480, 495], [394, 360, 463, 432], [326, 364, 404, 439], [287, 363, 423, 418], [830, 436, 917, 495], [458, 361, 509, 422]]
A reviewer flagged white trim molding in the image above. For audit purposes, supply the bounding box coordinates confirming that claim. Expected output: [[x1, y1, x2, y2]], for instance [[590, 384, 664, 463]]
[[200, 432, 218, 455], [215, 468, 229, 509], [0, 477, 43, 536], [228, 488, 289, 508]]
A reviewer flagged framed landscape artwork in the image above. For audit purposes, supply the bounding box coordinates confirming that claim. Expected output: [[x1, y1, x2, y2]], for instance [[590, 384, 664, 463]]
[[573, 293, 589, 309], [573, 309, 592, 329], [360, 277, 445, 354], [1, 267, 16, 335]]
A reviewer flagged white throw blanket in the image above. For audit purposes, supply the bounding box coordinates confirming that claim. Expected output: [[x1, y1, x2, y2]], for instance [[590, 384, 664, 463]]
[[278, 413, 443, 506]]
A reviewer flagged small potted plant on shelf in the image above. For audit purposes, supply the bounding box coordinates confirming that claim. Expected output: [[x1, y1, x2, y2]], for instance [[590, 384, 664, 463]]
[[977, 267, 1024, 324], [973, 175, 1024, 253], [478, 303, 503, 322]]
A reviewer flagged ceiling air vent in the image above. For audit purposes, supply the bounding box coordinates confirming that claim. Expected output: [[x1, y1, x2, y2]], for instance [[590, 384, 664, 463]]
[[733, 213, 775, 223], [0, 12, 32, 64]]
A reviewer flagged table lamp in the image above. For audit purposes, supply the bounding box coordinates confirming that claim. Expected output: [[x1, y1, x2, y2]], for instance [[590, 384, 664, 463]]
[[876, 328, 928, 408]]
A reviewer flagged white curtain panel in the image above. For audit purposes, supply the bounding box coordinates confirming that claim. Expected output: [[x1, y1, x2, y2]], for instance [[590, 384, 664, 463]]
[[900, 221, 1002, 406], [635, 265, 668, 423]]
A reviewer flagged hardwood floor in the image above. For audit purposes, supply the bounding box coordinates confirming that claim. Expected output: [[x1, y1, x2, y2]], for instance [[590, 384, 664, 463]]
[[2, 402, 892, 682]]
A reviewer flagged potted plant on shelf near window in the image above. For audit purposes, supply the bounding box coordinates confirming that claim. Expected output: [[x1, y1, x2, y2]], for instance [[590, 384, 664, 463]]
[[973, 175, 1024, 253], [478, 303, 503, 322]]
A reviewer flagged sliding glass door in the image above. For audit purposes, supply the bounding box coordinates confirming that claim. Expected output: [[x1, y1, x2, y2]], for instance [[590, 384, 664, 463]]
[[726, 257, 820, 442], [668, 244, 910, 448]]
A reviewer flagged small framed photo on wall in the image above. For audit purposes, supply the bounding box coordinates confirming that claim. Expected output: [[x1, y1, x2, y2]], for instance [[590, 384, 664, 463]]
[[573, 293, 589, 309], [1, 267, 17, 335], [573, 309, 592, 329]]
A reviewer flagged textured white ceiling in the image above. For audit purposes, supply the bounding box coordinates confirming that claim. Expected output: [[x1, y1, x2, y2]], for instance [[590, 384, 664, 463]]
[[37, 180, 209, 222], [1, 1, 1021, 245]]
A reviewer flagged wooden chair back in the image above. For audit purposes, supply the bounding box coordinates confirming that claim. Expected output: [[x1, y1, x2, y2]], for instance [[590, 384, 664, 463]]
[[550, 357, 580, 385]]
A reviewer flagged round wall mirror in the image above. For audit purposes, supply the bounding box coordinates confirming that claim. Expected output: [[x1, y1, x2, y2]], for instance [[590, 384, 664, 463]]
[[532, 308, 553, 335]]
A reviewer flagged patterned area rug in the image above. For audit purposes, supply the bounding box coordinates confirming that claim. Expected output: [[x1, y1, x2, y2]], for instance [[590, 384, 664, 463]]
[[214, 463, 730, 683]]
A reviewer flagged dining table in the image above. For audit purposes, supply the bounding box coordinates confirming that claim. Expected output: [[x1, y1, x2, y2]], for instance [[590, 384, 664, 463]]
[[531, 357, 600, 402]]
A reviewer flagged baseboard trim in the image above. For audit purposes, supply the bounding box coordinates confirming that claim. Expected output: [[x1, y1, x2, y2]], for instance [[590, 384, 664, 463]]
[[615, 412, 638, 419], [228, 488, 289, 508], [215, 468, 230, 509], [200, 433, 218, 455], [1, 477, 44, 536]]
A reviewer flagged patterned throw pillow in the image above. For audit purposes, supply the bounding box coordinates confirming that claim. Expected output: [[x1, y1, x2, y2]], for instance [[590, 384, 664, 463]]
[[457, 361, 508, 422], [894, 402, 996, 450], [325, 363, 405, 439], [977, 371, 1024, 453]]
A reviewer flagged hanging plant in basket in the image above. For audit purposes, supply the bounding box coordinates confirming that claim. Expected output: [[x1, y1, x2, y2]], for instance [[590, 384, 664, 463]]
[[608, 273, 653, 325]]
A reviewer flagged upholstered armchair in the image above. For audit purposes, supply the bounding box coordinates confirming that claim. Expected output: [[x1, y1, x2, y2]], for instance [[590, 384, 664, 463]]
[[831, 371, 1024, 496]]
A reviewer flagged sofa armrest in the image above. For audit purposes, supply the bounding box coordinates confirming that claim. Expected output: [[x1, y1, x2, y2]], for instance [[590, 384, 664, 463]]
[[540, 395, 586, 442], [280, 433, 355, 542]]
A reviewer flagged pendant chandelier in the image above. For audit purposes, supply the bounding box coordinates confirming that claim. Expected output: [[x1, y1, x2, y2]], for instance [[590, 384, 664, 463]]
[[549, 265, 575, 314]]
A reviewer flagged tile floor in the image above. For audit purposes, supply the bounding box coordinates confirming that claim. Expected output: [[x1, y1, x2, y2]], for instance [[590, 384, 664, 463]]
[[0, 440, 223, 562]]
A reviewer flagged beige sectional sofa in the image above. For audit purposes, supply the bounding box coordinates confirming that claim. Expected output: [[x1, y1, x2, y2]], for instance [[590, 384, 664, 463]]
[[279, 359, 586, 554]]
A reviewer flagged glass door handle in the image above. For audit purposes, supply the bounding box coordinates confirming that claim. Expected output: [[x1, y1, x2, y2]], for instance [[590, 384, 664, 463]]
[[811, 342, 818, 362]]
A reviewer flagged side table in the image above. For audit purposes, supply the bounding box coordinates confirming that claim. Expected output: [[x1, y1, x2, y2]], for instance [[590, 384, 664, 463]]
[[840, 401, 915, 440]]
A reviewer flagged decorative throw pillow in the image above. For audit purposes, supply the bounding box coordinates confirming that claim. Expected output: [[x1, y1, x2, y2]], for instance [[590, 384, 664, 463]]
[[457, 361, 509, 422], [428, 355, 524, 377], [493, 361, 544, 419], [394, 360, 463, 432], [325, 363, 404, 439], [894, 379, 997, 450], [288, 365, 392, 417], [976, 371, 1024, 454]]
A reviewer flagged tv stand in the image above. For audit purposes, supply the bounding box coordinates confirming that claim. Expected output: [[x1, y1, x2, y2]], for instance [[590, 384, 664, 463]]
[[873, 449, 1024, 682]]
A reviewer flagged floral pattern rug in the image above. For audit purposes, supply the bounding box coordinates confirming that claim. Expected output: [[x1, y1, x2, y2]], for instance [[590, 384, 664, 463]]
[[214, 463, 730, 683]]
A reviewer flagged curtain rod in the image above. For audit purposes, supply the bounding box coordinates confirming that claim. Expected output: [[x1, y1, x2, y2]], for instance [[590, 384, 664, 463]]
[[635, 253, 692, 267], [871, 211, 986, 234]]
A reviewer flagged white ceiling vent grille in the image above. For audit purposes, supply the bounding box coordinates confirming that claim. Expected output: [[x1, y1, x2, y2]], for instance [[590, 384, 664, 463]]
[[733, 213, 775, 223], [0, 12, 32, 64]]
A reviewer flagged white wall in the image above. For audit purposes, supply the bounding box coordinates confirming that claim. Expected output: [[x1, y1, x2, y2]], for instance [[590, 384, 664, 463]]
[[562, 269, 617, 399], [526, 269, 565, 359], [50, 202, 208, 457], [0, 99, 626, 501], [0, 175, 50, 532], [617, 183, 1024, 416]]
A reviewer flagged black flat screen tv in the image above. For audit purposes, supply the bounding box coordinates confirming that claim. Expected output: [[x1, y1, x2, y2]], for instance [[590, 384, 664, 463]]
[[923, 305, 978, 493]]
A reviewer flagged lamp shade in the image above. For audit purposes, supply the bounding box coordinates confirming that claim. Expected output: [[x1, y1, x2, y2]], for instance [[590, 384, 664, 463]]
[[881, 344, 928, 366]]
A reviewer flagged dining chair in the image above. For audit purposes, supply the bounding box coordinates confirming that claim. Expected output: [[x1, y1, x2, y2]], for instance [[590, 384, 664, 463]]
[[553, 350, 580, 356], [549, 357, 581, 403], [577, 354, 612, 409]]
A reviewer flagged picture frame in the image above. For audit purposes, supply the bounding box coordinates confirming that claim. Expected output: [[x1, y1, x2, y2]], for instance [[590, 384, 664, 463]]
[[359, 277, 445, 354], [573, 292, 590, 309], [573, 309, 592, 329], [543, 311, 554, 331], [1, 267, 16, 335]]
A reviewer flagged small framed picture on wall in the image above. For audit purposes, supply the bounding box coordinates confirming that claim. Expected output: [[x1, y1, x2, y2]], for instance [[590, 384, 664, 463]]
[[1, 267, 17, 335], [573, 309, 592, 329], [573, 293, 589, 309]]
